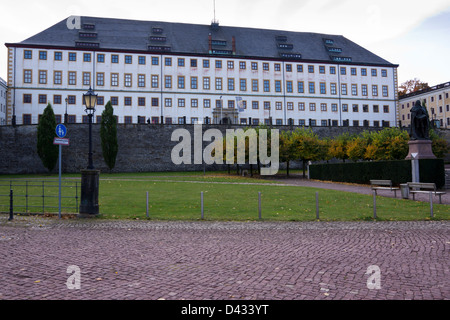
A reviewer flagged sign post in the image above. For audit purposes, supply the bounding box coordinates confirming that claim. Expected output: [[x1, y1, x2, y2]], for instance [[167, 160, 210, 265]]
[[54, 124, 69, 219]]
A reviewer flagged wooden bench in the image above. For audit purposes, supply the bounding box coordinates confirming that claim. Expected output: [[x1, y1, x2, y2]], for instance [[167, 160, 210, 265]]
[[407, 182, 446, 204], [370, 180, 399, 198]]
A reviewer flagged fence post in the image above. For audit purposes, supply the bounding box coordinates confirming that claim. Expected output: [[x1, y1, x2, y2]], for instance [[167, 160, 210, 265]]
[[315, 192, 319, 220], [373, 191, 377, 219], [201, 192, 204, 220], [9, 189, 13, 221], [430, 192, 433, 218], [146, 191, 149, 218], [258, 192, 261, 220]]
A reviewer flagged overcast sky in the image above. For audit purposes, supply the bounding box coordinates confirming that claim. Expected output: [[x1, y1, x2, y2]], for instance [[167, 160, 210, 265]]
[[1, 0, 450, 86]]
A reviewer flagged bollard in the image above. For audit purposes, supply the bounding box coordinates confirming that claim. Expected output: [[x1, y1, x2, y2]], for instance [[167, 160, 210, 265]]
[[201, 192, 204, 220], [146, 191, 149, 218], [315, 192, 319, 220], [430, 192, 433, 218], [9, 189, 13, 221], [373, 190, 377, 219], [258, 192, 261, 220]]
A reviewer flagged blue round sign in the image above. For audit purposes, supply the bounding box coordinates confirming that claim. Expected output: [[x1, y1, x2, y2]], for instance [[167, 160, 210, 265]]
[[56, 124, 67, 138]]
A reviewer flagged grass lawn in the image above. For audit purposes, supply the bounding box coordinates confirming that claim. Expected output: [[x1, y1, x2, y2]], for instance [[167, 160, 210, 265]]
[[2, 171, 447, 221]]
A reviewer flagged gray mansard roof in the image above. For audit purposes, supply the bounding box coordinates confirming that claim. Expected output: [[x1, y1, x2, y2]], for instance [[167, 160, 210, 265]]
[[11, 16, 396, 67]]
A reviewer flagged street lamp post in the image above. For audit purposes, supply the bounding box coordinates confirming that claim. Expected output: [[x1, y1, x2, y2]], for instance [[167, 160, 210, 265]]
[[64, 97, 68, 124], [79, 87, 100, 218]]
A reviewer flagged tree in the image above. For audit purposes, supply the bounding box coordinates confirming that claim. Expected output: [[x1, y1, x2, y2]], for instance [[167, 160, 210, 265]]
[[37, 103, 58, 172], [100, 101, 118, 171], [291, 127, 321, 178], [429, 129, 450, 159], [329, 132, 352, 162], [364, 127, 409, 160], [398, 78, 430, 97], [279, 130, 296, 176]]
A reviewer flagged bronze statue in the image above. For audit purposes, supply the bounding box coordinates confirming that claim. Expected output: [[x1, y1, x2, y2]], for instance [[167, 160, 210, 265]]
[[410, 100, 430, 140]]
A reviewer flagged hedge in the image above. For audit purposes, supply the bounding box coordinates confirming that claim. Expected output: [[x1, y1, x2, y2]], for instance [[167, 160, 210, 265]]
[[309, 159, 445, 189]]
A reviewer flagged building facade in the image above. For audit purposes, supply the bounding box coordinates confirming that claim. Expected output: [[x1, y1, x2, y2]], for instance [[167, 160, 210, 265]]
[[0, 77, 7, 125], [399, 81, 450, 129], [5, 16, 399, 127]]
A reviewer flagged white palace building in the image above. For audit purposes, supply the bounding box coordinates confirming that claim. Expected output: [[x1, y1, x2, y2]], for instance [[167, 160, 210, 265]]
[[5, 16, 399, 127]]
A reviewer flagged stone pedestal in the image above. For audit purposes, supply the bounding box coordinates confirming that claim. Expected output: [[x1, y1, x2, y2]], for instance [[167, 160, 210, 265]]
[[405, 140, 436, 160], [79, 169, 100, 218]]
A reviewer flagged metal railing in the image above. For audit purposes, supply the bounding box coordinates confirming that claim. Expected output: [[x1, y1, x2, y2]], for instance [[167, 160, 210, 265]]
[[0, 179, 79, 215]]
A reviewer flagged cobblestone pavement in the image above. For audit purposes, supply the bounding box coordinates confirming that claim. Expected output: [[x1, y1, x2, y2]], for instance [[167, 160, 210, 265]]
[[0, 216, 448, 300]]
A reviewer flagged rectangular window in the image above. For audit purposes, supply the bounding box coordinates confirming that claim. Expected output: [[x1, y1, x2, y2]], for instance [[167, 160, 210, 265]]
[[342, 104, 348, 112], [124, 97, 132, 106], [23, 114, 32, 125], [23, 94, 32, 103], [252, 101, 259, 109], [152, 57, 159, 65], [298, 102, 305, 111], [331, 104, 338, 112], [203, 77, 210, 90], [352, 104, 359, 112], [320, 82, 326, 94], [373, 105, 379, 113], [286, 64, 292, 72], [286, 81, 293, 93], [191, 99, 198, 108], [287, 102, 293, 110], [124, 73, 132, 87], [165, 76, 172, 88], [297, 64, 303, 72], [383, 105, 390, 113], [227, 61, 234, 69], [372, 85, 378, 96], [24, 70, 32, 83], [54, 52, 62, 61], [239, 61, 246, 70], [321, 103, 327, 111], [178, 76, 185, 89], [82, 72, 90, 86], [340, 67, 346, 75], [165, 57, 172, 66], [308, 65, 314, 73], [138, 74, 146, 87], [298, 81, 304, 93], [39, 70, 47, 84], [152, 98, 159, 107], [274, 63, 281, 71], [251, 62, 258, 70], [190, 59, 197, 67], [124, 116, 132, 124], [351, 68, 357, 76], [309, 82, 315, 94], [203, 59, 210, 68], [382, 85, 389, 97], [96, 73, 104, 86], [228, 78, 234, 91], [67, 95, 76, 104], [362, 85, 368, 96], [215, 60, 222, 68], [83, 53, 91, 62], [204, 99, 211, 108], [309, 103, 316, 111], [263, 63, 270, 71], [111, 73, 118, 86], [330, 66, 336, 74], [381, 69, 388, 77], [361, 68, 367, 76], [125, 55, 132, 64], [341, 84, 347, 95], [53, 95, 62, 105], [215, 78, 222, 90], [371, 69, 377, 77], [68, 72, 76, 85], [111, 54, 119, 63], [39, 51, 47, 60], [97, 54, 105, 63], [191, 76, 198, 89], [111, 97, 118, 106], [351, 84, 358, 96], [38, 94, 47, 104], [275, 80, 282, 93], [240, 79, 247, 91], [138, 56, 146, 65], [252, 79, 260, 92], [178, 99, 185, 107], [363, 105, 369, 112], [264, 80, 270, 92], [319, 66, 325, 74], [151, 75, 159, 88], [24, 50, 32, 59], [276, 102, 282, 110], [330, 83, 337, 95], [69, 52, 77, 61], [165, 98, 172, 107]]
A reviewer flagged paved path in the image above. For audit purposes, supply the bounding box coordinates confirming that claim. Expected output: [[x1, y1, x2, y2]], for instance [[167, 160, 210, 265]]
[[267, 175, 450, 205], [0, 217, 448, 301]]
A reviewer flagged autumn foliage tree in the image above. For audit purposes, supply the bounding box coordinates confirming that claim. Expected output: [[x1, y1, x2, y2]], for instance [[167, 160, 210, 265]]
[[398, 78, 430, 97]]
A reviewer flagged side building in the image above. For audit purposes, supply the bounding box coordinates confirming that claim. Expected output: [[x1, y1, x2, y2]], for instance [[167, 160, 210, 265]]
[[0, 77, 7, 125], [5, 16, 399, 127], [399, 81, 450, 129]]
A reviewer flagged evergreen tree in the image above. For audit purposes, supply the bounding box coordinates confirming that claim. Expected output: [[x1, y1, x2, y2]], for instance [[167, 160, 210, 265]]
[[100, 101, 118, 171], [37, 103, 58, 172]]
